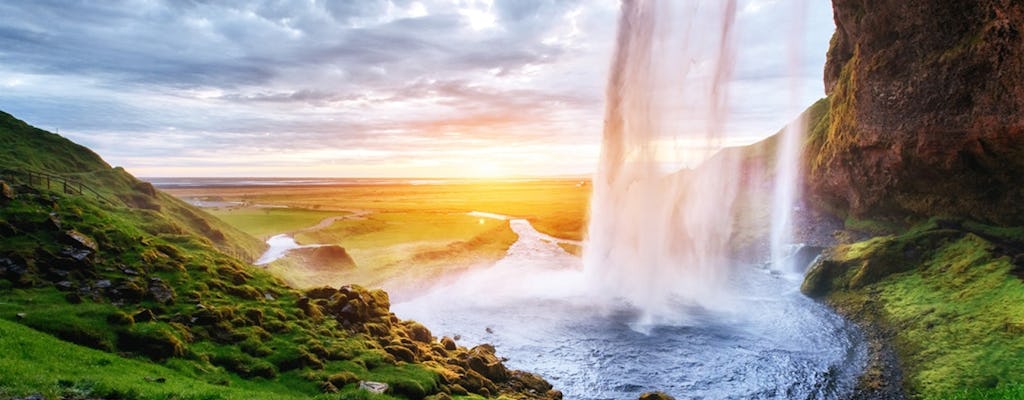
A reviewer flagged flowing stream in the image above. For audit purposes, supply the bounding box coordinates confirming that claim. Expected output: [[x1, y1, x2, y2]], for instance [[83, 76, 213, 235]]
[[394, 217, 866, 400]]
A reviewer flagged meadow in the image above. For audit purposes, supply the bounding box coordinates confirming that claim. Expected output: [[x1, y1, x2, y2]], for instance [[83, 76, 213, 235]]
[[164, 179, 590, 297]]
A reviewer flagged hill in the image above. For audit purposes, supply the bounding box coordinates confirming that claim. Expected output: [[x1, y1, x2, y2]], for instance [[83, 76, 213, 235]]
[[0, 111, 559, 400]]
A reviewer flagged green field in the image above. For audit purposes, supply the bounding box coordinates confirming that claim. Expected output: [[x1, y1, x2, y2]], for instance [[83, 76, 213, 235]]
[[208, 208, 348, 240], [165, 180, 590, 293]]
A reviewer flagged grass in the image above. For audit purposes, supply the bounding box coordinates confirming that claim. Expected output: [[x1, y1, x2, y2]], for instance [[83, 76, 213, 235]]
[[164, 180, 590, 241], [208, 207, 346, 239], [270, 211, 518, 292], [0, 316, 319, 400], [0, 108, 560, 400], [805, 220, 1024, 399], [165, 180, 588, 293]]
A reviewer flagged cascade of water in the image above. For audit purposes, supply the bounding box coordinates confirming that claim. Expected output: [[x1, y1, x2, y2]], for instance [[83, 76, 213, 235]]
[[583, 0, 739, 324], [770, 0, 809, 273]]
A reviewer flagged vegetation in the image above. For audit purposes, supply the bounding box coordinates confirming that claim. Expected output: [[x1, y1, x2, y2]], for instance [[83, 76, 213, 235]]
[[164, 180, 590, 241], [802, 218, 1024, 399], [209, 207, 347, 239], [165, 181, 588, 292], [280, 211, 518, 291], [0, 110, 559, 399]]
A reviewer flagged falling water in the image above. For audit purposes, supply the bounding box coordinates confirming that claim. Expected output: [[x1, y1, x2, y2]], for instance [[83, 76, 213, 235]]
[[770, 0, 809, 273], [583, 0, 741, 324]]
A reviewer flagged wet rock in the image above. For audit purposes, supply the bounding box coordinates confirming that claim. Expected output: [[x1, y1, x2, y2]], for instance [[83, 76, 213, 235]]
[[508, 371, 553, 394], [801, 258, 846, 298], [639, 392, 675, 400], [458, 369, 498, 396], [466, 344, 508, 382], [441, 336, 458, 351], [95, 279, 112, 289], [55, 280, 74, 291]]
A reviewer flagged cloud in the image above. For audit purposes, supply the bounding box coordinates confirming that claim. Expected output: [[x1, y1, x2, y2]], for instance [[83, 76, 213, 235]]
[[0, 0, 833, 177]]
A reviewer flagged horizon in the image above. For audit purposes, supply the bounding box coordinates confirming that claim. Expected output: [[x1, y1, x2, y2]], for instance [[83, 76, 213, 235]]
[[1, 1, 835, 178]]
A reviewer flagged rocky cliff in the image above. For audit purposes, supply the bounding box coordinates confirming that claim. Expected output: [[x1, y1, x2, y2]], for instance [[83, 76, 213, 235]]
[[809, 0, 1024, 224]]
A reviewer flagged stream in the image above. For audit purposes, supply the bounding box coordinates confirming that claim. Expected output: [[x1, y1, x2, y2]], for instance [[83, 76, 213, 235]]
[[393, 216, 866, 400]]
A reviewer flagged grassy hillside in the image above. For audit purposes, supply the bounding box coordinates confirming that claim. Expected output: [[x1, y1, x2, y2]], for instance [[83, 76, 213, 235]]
[[0, 111, 559, 400], [0, 110, 265, 262]]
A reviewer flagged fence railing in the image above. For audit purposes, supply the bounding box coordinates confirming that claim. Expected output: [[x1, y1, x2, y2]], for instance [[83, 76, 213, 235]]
[[1, 168, 112, 205]]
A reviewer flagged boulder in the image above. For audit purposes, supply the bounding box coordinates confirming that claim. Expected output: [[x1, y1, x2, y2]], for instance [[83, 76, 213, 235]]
[[639, 392, 676, 400], [359, 381, 389, 394], [306, 286, 338, 299], [405, 321, 433, 343], [440, 336, 458, 351], [147, 277, 175, 304], [466, 344, 508, 382], [63, 230, 98, 252]]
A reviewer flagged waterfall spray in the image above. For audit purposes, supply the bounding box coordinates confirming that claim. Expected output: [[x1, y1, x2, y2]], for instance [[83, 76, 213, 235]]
[[583, 0, 739, 324], [769, 0, 809, 273]]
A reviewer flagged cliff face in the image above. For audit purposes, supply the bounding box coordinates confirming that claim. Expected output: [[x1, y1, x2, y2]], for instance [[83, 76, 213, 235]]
[[810, 0, 1024, 224]]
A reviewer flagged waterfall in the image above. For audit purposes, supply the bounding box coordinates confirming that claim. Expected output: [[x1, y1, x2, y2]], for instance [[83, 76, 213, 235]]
[[770, 0, 809, 273], [583, 0, 740, 324]]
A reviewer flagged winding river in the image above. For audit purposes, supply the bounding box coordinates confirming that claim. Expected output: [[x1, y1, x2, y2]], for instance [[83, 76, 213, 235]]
[[393, 216, 866, 399]]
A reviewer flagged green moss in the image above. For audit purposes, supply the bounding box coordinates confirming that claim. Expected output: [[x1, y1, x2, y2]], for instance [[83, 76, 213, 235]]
[[809, 221, 1024, 398]]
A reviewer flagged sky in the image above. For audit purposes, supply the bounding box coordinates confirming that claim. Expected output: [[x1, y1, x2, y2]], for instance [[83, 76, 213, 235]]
[[0, 0, 835, 178]]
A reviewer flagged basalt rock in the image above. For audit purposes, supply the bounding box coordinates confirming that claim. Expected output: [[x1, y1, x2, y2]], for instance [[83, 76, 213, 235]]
[[809, 0, 1024, 224]]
